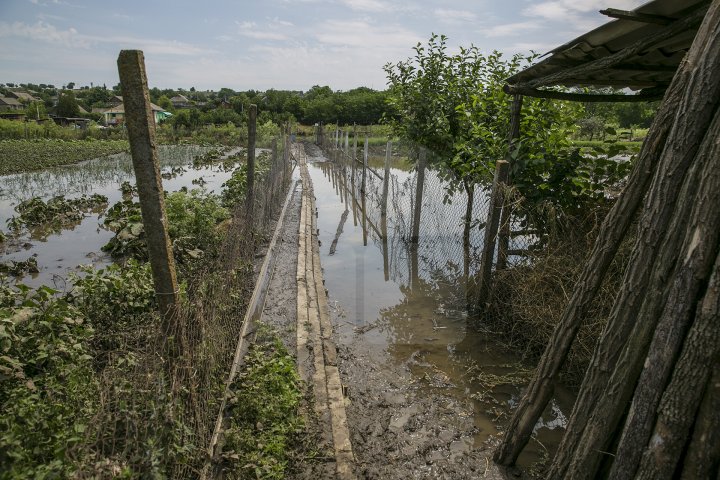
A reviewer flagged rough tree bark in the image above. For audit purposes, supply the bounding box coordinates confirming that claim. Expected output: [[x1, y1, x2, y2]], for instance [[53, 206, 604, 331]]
[[548, 5, 720, 477], [634, 248, 720, 479], [493, 45, 685, 468], [612, 107, 720, 479], [680, 367, 720, 480], [495, 1, 720, 470]]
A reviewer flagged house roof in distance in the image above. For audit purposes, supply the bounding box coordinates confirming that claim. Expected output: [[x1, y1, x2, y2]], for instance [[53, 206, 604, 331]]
[[506, 0, 710, 94]]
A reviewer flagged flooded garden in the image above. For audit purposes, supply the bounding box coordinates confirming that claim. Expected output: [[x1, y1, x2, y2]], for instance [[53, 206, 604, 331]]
[[303, 142, 574, 475], [0, 145, 242, 287]]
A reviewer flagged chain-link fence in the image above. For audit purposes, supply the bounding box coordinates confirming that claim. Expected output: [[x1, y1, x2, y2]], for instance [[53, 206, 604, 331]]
[[315, 124, 534, 290]]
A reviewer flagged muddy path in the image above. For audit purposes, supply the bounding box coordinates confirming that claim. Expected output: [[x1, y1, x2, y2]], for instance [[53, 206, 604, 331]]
[[261, 142, 572, 479]]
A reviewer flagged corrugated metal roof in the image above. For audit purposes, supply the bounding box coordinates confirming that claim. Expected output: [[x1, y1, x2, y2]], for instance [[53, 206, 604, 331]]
[[506, 0, 709, 90]]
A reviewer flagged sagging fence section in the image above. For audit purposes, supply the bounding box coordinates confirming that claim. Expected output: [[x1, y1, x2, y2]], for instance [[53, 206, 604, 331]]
[[314, 122, 535, 303]]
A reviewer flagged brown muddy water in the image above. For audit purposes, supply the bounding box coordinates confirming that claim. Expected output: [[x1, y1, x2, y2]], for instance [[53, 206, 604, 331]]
[[0, 145, 239, 287], [305, 148, 574, 473]]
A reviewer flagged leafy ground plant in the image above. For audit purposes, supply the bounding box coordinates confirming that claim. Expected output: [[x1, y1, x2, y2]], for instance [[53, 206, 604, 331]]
[[102, 189, 229, 266], [222, 328, 304, 480], [7, 194, 108, 232], [0, 285, 99, 479]]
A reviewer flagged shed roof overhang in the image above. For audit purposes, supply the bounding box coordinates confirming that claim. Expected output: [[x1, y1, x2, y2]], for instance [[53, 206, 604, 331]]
[[504, 0, 710, 102]]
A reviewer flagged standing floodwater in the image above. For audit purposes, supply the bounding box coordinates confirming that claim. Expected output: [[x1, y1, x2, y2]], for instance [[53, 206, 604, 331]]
[[303, 142, 573, 477], [0, 145, 239, 287]]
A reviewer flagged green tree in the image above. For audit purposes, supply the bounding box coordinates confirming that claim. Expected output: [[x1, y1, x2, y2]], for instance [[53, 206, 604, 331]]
[[56, 91, 80, 117]]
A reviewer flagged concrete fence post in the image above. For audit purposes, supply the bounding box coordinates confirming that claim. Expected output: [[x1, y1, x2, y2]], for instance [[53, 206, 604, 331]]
[[381, 141, 392, 218], [117, 50, 179, 320]]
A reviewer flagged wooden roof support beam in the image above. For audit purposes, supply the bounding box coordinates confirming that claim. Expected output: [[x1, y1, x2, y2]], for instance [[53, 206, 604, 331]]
[[521, 4, 709, 89], [547, 58, 679, 73], [504, 84, 665, 102], [600, 8, 674, 25]]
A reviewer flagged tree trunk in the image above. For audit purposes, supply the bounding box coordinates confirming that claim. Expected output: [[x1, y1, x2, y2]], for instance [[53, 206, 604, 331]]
[[612, 111, 720, 479], [634, 249, 720, 479], [547, 4, 720, 478], [680, 367, 720, 480], [493, 44, 684, 467]]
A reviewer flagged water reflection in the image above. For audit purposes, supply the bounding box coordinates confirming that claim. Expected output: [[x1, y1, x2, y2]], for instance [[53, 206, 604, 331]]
[[308, 155, 572, 463], [0, 145, 241, 287]]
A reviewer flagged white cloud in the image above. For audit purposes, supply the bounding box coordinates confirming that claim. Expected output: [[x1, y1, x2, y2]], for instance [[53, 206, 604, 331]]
[[340, 0, 390, 12], [523, 0, 645, 22], [315, 19, 421, 50], [236, 20, 289, 41], [482, 21, 541, 38], [0, 21, 89, 48], [434, 8, 477, 23]]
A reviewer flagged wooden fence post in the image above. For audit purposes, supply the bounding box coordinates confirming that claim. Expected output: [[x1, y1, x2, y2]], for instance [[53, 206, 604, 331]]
[[410, 148, 427, 244], [247, 104, 257, 212], [117, 50, 179, 320], [497, 94, 523, 270], [381, 141, 392, 218], [361, 135, 369, 194], [476, 160, 510, 309], [353, 124, 358, 161]]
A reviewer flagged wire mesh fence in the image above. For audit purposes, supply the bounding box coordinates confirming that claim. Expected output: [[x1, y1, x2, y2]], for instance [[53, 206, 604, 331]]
[[77, 134, 293, 478], [315, 123, 533, 291]]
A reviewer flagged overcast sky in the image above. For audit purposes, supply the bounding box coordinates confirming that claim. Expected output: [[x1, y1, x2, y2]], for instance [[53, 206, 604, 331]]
[[0, 0, 645, 91]]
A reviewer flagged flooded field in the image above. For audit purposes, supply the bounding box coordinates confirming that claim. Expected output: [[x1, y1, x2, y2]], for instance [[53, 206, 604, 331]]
[[0, 145, 240, 287], [305, 145, 574, 473]]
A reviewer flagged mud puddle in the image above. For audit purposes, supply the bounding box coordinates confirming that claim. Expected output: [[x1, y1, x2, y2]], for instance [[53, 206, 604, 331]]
[[0, 145, 240, 287], [303, 142, 572, 478]]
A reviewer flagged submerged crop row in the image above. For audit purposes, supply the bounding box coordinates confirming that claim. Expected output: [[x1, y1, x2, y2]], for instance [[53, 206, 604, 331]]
[[0, 139, 129, 175]]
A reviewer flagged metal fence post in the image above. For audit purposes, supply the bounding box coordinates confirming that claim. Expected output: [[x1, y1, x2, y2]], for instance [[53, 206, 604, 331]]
[[381, 141, 392, 218], [117, 50, 179, 320], [361, 135, 369, 194]]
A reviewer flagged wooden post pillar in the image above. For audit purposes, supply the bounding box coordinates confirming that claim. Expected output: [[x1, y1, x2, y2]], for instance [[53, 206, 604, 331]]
[[353, 123, 358, 161], [361, 135, 369, 194], [247, 104, 257, 212], [117, 50, 179, 319], [476, 160, 510, 309], [410, 148, 427, 244], [497, 94, 523, 270], [381, 141, 392, 218]]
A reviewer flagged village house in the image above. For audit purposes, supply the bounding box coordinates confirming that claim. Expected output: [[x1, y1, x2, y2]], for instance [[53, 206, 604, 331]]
[[0, 97, 23, 111], [102, 102, 172, 125], [169, 94, 191, 109], [108, 95, 123, 107], [7, 90, 40, 103]]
